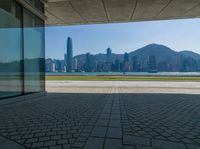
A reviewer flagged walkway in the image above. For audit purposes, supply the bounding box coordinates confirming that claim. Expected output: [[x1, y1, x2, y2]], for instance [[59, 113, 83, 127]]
[[0, 86, 200, 148], [46, 80, 200, 94]]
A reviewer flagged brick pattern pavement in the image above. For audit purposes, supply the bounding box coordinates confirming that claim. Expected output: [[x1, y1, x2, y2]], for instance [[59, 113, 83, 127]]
[[0, 89, 200, 149]]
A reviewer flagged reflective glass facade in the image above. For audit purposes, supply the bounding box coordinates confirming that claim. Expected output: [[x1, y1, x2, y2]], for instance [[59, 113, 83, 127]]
[[0, 0, 45, 99]]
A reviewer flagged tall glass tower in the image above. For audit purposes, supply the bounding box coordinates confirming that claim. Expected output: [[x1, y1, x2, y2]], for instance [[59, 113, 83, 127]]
[[106, 47, 112, 63], [66, 37, 73, 72]]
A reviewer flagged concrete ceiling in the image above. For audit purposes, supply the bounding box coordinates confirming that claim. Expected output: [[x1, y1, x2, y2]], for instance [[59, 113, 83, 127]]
[[45, 0, 200, 26]]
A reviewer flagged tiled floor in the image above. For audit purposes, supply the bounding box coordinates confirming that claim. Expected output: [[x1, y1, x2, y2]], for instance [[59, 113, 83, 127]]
[[0, 88, 200, 149]]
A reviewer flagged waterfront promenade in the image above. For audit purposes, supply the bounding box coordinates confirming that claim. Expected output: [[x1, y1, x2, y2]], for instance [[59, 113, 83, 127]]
[[0, 81, 200, 148], [46, 80, 200, 94]]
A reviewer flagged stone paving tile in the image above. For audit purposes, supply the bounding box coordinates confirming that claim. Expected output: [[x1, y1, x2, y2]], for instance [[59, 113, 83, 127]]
[[31, 142, 44, 148], [0, 92, 200, 148], [104, 138, 122, 149], [0, 136, 6, 144], [44, 140, 56, 146], [26, 138, 38, 144], [57, 139, 68, 145], [110, 114, 121, 120], [109, 119, 121, 127], [0, 136, 26, 149], [99, 114, 110, 119], [123, 135, 150, 146], [186, 144, 200, 149], [152, 139, 187, 149], [142, 147, 156, 149], [62, 144, 70, 149], [84, 137, 104, 149], [71, 141, 85, 148], [91, 126, 107, 137], [49, 145, 62, 149], [96, 119, 109, 127], [107, 127, 122, 139], [123, 145, 135, 149]]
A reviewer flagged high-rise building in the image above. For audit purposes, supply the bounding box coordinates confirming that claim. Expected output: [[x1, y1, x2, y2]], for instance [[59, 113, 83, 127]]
[[123, 52, 130, 71], [65, 37, 73, 72], [85, 53, 96, 72], [114, 59, 120, 72], [85, 53, 91, 72], [124, 52, 129, 63], [45, 58, 53, 72], [55, 60, 62, 72], [107, 47, 112, 63], [106, 47, 112, 71], [132, 56, 137, 71], [52, 63, 56, 72], [72, 58, 78, 70], [132, 56, 140, 72]]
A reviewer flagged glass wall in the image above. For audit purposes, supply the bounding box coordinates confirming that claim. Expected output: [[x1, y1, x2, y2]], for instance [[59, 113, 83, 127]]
[[23, 9, 45, 93], [0, 0, 23, 98], [0, 0, 45, 99]]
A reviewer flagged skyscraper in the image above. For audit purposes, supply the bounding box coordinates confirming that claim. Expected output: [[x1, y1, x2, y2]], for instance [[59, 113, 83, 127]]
[[132, 56, 140, 72], [106, 47, 112, 71], [106, 47, 112, 63], [85, 53, 96, 72], [72, 58, 78, 70], [124, 52, 129, 63], [114, 59, 120, 72], [55, 60, 62, 72], [65, 37, 73, 72], [123, 52, 129, 72], [45, 58, 53, 72]]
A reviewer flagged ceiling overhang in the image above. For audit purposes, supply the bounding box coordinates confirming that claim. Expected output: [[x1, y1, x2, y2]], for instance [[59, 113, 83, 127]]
[[45, 0, 200, 26]]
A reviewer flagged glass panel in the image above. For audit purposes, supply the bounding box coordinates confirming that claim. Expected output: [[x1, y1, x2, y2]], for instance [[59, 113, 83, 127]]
[[0, 1, 23, 98], [23, 9, 45, 93]]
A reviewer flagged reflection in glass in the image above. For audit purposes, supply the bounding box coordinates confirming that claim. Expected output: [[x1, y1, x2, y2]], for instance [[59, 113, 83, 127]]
[[24, 9, 45, 93], [0, 0, 45, 99], [0, 2, 23, 98]]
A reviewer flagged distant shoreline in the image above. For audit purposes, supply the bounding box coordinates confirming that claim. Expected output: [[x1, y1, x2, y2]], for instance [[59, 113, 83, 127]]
[[45, 72, 200, 77], [45, 75, 200, 81], [46, 74, 200, 77]]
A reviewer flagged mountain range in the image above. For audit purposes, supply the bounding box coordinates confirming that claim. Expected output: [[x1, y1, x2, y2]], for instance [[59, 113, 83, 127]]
[[72, 44, 200, 72], [74, 43, 200, 63]]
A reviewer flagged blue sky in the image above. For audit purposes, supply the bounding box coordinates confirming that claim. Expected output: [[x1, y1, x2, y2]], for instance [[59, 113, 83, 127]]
[[45, 18, 200, 59]]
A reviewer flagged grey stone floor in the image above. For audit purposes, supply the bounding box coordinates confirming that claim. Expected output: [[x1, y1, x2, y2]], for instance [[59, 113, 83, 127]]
[[0, 88, 200, 149]]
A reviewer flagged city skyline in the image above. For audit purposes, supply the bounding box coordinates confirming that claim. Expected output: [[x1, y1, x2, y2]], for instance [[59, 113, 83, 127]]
[[46, 42, 200, 73], [46, 42, 200, 61], [46, 18, 200, 59]]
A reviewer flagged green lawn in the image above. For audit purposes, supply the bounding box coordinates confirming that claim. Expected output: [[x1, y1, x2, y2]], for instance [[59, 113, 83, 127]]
[[46, 75, 200, 81]]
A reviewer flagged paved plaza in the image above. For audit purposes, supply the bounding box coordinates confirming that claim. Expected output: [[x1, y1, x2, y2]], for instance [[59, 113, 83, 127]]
[[46, 81, 200, 94], [1, 82, 200, 148]]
